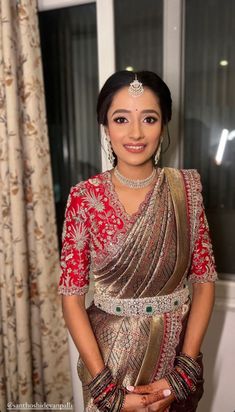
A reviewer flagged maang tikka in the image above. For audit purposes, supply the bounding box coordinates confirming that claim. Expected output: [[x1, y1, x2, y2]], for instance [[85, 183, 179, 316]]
[[128, 74, 144, 97]]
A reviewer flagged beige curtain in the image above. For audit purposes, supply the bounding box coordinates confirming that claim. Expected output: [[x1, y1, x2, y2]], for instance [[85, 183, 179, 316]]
[[0, 0, 72, 408]]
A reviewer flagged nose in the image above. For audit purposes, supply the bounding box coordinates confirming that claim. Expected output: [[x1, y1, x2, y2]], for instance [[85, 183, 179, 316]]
[[130, 119, 144, 140]]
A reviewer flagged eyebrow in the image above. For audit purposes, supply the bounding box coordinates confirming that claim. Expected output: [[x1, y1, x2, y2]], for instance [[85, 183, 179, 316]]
[[111, 109, 161, 117]]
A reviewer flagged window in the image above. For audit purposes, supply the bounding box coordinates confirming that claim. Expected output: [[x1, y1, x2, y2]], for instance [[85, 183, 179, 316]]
[[39, 3, 100, 238], [114, 0, 163, 74], [184, 0, 235, 275]]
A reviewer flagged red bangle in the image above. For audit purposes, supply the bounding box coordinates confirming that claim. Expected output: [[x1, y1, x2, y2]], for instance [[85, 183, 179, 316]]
[[176, 367, 196, 391], [94, 382, 116, 404]]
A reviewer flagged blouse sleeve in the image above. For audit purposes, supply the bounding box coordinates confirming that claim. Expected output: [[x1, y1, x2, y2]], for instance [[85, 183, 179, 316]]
[[58, 184, 90, 295], [187, 174, 217, 284]]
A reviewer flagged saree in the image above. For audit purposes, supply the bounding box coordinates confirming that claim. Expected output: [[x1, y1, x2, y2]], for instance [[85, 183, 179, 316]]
[[75, 168, 205, 411]]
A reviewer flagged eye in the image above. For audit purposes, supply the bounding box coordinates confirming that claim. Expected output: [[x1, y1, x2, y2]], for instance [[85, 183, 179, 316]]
[[143, 116, 158, 124], [113, 117, 128, 124]]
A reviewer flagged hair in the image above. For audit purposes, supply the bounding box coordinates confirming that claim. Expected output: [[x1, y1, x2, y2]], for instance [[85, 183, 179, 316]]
[[96, 70, 172, 127]]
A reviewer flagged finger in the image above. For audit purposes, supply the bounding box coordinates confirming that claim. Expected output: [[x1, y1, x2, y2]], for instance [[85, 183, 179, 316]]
[[148, 394, 175, 411], [149, 405, 166, 412], [149, 405, 166, 411], [139, 389, 171, 407], [127, 383, 156, 394], [121, 396, 147, 412]]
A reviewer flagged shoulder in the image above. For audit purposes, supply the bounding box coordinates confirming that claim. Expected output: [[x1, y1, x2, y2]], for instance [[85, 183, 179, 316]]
[[180, 169, 202, 190], [64, 172, 109, 219], [70, 171, 109, 198], [164, 167, 202, 191], [179, 169, 203, 211]]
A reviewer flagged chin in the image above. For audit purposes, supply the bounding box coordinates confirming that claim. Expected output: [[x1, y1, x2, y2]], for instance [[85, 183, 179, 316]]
[[122, 159, 154, 168]]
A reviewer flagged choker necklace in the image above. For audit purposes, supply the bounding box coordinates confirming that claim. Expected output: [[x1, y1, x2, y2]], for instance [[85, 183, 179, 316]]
[[114, 167, 157, 189]]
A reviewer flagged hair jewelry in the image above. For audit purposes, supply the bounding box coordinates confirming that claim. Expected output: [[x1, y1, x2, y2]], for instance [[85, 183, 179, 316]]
[[128, 74, 144, 97], [114, 167, 156, 189]]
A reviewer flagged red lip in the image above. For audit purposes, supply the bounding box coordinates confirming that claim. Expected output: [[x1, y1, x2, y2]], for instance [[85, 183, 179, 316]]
[[123, 144, 146, 153]]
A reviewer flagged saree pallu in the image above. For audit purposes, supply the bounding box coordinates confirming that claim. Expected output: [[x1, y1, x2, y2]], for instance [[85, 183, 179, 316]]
[[77, 169, 204, 411]]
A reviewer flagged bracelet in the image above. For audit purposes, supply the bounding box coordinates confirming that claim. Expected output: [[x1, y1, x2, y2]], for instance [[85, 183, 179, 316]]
[[164, 353, 201, 401], [111, 386, 126, 412], [93, 382, 116, 406], [99, 386, 126, 412], [176, 353, 201, 376], [176, 367, 196, 392], [88, 366, 113, 401], [165, 370, 189, 401], [88, 366, 126, 412]]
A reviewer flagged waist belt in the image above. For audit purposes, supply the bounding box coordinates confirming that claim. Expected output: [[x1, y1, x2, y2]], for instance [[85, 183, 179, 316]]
[[94, 286, 190, 317]]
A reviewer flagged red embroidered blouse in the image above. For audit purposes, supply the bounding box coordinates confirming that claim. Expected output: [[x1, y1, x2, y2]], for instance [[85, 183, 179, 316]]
[[58, 170, 217, 296]]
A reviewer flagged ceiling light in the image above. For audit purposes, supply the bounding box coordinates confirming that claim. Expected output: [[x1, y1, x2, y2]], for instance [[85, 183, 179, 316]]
[[125, 66, 134, 71], [219, 60, 229, 66]]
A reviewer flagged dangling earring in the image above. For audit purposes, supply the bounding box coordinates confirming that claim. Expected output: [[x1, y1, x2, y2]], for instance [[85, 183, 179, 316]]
[[154, 137, 163, 165], [101, 125, 115, 167]]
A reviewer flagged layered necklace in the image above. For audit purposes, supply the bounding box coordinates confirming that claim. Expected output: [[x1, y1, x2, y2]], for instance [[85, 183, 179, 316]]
[[114, 167, 157, 189]]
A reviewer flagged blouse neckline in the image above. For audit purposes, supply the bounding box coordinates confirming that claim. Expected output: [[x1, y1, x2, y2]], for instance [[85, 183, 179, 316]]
[[104, 169, 161, 224]]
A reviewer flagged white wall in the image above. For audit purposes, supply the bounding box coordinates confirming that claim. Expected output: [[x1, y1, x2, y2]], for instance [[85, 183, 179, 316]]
[[198, 280, 235, 412]]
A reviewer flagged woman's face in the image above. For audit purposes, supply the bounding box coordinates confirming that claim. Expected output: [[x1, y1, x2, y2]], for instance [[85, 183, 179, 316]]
[[105, 86, 163, 169]]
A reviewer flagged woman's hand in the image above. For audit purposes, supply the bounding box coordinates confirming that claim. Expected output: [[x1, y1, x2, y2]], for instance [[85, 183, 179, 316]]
[[125, 379, 175, 411], [122, 387, 172, 411]]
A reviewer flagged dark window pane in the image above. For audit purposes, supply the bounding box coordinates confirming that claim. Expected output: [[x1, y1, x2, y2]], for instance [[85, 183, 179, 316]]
[[184, 0, 235, 274], [114, 0, 163, 74], [39, 3, 100, 239]]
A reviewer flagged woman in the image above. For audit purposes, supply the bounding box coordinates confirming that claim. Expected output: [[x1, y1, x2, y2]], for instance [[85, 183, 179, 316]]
[[58, 71, 217, 412]]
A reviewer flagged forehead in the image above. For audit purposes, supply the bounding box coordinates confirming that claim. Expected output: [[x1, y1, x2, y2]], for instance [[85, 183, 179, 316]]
[[109, 86, 160, 111]]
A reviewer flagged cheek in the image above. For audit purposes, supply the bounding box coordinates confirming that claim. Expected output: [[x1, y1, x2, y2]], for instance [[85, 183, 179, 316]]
[[108, 125, 125, 140], [148, 127, 162, 142]]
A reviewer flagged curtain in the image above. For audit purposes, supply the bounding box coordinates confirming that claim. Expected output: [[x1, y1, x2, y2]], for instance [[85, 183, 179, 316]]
[[0, 0, 72, 408]]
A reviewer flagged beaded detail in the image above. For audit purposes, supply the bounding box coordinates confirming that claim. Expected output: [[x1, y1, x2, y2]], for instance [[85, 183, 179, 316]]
[[128, 74, 144, 97], [114, 166, 157, 189], [59, 169, 217, 296], [94, 286, 189, 317]]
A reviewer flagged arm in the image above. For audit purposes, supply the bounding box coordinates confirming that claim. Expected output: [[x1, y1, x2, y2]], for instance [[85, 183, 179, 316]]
[[181, 281, 215, 358], [59, 185, 105, 377], [62, 294, 105, 377], [183, 201, 217, 358]]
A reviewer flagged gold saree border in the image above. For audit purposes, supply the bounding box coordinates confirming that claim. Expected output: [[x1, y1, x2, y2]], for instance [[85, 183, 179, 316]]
[[158, 168, 190, 295], [134, 316, 164, 385], [135, 168, 190, 385]]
